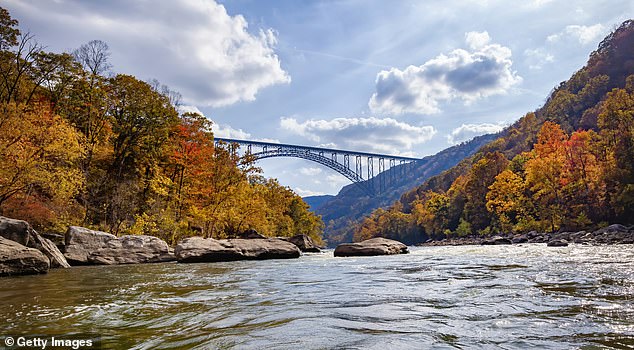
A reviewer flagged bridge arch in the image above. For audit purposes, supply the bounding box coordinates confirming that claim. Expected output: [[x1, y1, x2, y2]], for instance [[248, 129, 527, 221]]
[[214, 138, 419, 195]]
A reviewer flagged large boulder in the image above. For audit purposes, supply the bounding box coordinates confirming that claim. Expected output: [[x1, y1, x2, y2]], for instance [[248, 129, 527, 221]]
[[286, 234, 321, 253], [64, 226, 175, 265], [334, 238, 408, 257], [175, 237, 301, 263], [0, 237, 50, 276], [0, 216, 70, 268]]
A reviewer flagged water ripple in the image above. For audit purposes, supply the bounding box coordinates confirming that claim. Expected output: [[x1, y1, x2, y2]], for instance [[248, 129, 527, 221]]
[[1, 244, 633, 349]]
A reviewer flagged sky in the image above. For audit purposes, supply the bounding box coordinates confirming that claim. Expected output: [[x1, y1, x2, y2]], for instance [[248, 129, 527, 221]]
[[3, 0, 633, 196]]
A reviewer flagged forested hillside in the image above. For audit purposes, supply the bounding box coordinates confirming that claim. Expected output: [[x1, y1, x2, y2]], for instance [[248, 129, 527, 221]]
[[0, 7, 323, 244], [317, 132, 498, 246], [353, 20, 634, 244]]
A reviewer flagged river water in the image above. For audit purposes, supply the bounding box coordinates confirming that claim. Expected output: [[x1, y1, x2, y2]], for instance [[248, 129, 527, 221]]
[[1, 244, 633, 349]]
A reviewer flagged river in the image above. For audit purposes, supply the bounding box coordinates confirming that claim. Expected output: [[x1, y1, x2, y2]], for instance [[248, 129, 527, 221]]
[[1, 244, 633, 349]]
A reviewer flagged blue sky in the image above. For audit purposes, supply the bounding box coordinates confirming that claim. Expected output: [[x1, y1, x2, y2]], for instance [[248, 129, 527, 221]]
[[4, 0, 633, 195]]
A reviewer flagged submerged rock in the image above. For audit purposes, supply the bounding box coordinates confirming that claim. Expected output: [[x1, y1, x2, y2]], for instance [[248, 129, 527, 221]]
[[64, 226, 174, 265], [285, 234, 321, 253], [175, 237, 301, 263], [0, 216, 70, 268], [334, 238, 408, 257], [0, 237, 50, 276]]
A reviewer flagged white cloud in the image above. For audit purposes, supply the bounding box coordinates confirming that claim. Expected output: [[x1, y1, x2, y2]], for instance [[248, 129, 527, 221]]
[[523, 48, 555, 70], [547, 24, 606, 45], [280, 116, 435, 155], [447, 122, 506, 145], [213, 124, 252, 139], [529, 0, 554, 8], [9, 0, 290, 107], [293, 187, 327, 197], [179, 105, 280, 142], [369, 31, 521, 115], [465, 31, 491, 49], [299, 167, 323, 176]]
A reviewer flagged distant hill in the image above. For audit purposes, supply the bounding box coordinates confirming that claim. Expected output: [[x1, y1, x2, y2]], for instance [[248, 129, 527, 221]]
[[315, 132, 499, 246], [303, 195, 334, 211]]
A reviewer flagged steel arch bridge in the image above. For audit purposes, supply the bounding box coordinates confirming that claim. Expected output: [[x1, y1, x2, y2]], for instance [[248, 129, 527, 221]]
[[214, 137, 419, 195]]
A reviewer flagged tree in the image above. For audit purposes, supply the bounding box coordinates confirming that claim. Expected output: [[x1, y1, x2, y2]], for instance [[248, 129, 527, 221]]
[[597, 83, 634, 222], [525, 122, 567, 231], [561, 130, 603, 224], [463, 151, 509, 232], [0, 102, 83, 228], [73, 40, 111, 77], [0, 6, 19, 51], [486, 169, 529, 232]]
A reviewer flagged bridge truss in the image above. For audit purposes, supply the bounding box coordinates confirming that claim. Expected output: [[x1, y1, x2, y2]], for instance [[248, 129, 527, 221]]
[[214, 138, 419, 195]]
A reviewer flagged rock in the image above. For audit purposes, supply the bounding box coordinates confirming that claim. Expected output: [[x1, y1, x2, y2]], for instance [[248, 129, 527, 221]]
[[286, 234, 321, 253], [41, 232, 65, 250], [238, 228, 267, 239], [590, 224, 634, 244], [527, 231, 540, 239], [0, 216, 70, 268], [547, 239, 569, 247], [512, 235, 528, 244], [334, 238, 408, 257], [175, 237, 301, 263], [0, 216, 30, 245], [87, 235, 175, 265], [64, 226, 118, 265], [528, 234, 549, 243], [64, 226, 175, 265], [0, 237, 50, 276], [596, 224, 628, 234], [481, 236, 512, 245]]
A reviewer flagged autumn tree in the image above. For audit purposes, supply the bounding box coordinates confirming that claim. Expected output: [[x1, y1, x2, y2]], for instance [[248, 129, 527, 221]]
[[463, 151, 509, 232], [0, 102, 83, 229], [486, 169, 529, 232], [598, 80, 634, 221]]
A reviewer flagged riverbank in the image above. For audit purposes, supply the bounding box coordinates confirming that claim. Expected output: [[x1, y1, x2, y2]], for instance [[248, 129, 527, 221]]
[[419, 224, 634, 247], [0, 215, 325, 277]]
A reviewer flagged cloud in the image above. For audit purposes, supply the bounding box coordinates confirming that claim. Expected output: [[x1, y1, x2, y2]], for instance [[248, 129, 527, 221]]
[[280, 116, 435, 155], [293, 187, 327, 197], [447, 122, 505, 145], [465, 31, 491, 49], [369, 31, 522, 115], [179, 105, 253, 139], [523, 48, 555, 70], [299, 167, 323, 176], [547, 24, 606, 45], [8, 0, 290, 107]]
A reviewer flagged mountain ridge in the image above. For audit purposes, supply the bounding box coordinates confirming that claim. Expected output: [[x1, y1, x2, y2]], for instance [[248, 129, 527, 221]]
[[315, 132, 499, 246]]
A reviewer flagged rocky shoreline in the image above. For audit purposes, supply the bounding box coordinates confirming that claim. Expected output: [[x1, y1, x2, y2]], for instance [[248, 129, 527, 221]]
[[0, 215, 326, 277], [420, 224, 634, 247], [4, 214, 630, 277]]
